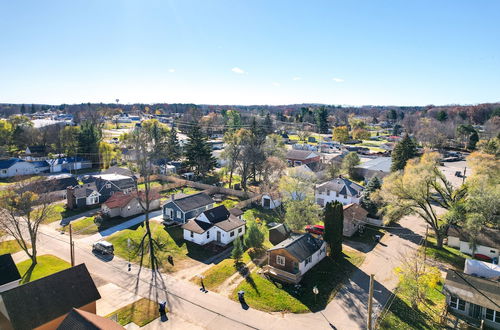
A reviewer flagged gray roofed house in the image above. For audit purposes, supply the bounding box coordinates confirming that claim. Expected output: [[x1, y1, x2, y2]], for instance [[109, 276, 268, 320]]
[[57, 308, 125, 330], [265, 233, 327, 283], [354, 157, 392, 180], [315, 176, 364, 206], [443, 269, 500, 328], [286, 150, 321, 168], [0, 254, 21, 293], [0, 264, 101, 330], [447, 226, 500, 260], [163, 192, 215, 224], [182, 205, 246, 246], [269, 223, 291, 246], [102, 166, 137, 179], [20, 175, 78, 201], [81, 174, 136, 204], [66, 182, 101, 209]]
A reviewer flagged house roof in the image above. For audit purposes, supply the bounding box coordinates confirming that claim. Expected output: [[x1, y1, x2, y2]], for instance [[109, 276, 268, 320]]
[[26, 145, 46, 154], [172, 192, 214, 212], [269, 223, 291, 245], [182, 205, 245, 234], [447, 226, 500, 248], [214, 215, 245, 232], [47, 157, 90, 165], [104, 190, 160, 209], [0, 264, 101, 330], [268, 233, 324, 262], [22, 176, 79, 194], [102, 166, 136, 178], [57, 308, 125, 330], [316, 177, 364, 197], [0, 158, 25, 170], [73, 182, 100, 199], [355, 157, 392, 173], [0, 254, 21, 286], [286, 149, 319, 161], [30, 160, 49, 168], [202, 205, 230, 223], [444, 269, 500, 311], [229, 208, 244, 217], [343, 203, 369, 220], [182, 219, 214, 234]]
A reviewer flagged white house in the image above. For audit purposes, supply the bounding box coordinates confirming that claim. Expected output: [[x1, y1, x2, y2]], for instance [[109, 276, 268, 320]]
[[264, 233, 327, 283], [181, 205, 246, 246], [0, 254, 21, 293], [315, 176, 364, 206], [261, 192, 282, 209], [447, 226, 499, 260], [0, 158, 38, 178]]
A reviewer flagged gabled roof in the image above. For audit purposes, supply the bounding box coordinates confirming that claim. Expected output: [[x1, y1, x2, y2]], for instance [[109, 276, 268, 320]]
[[202, 205, 230, 223], [229, 208, 244, 217], [182, 219, 214, 234], [20, 176, 79, 194], [0, 158, 25, 170], [182, 205, 245, 234], [447, 226, 500, 248], [316, 177, 364, 197], [102, 166, 136, 178], [171, 192, 214, 212], [355, 157, 392, 173], [286, 149, 320, 161], [268, 233, 324, 262], [0, 264, 101, 330], [0, 254, 21, 286], [104, 190, 160, 209], [343, 203, 369, 220], [73, 182, 100, 199], [444, 269, 500, 311], [57, 308, 125, 330], [30, 160, 49, 168], [26, 145, 46, 154]]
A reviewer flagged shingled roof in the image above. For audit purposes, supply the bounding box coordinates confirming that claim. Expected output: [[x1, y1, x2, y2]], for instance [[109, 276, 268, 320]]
[[0, 254, 21, 287], [286, 149, 319, 161], [172, 192, 213, 212], [57, 308, 125, 330], [0, 264, 101, 330], [447, 226, 500, 248], [268, 233, 324, 262], [182, 205, 245, 234], [103, 190, 160, 209], [316, 176, 364, 197], [73, 182, 99, 199]]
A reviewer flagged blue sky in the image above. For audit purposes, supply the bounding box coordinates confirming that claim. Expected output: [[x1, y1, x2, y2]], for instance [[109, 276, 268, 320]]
[[0, 0, 499, 106]]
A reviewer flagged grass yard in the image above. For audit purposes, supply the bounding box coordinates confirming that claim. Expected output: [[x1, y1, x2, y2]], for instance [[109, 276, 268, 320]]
[[243, 207, 280, 226], [0, 239, 27, 254], [378, 282, 446, 330], [162, 186, 202, 196], [215, 196, 241, 209], [108, 222, 215, 273], [231, 249, 365, 313], [69, 217, 98, 235], [423, 236, 467, 270], [16, 254, 71, 283], [107, 298, 160, 327], [137, 181, 163, 190]]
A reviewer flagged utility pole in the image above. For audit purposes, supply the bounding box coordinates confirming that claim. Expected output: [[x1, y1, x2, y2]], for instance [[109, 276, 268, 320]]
[[423, 225, 429, 267], [367, 274, 374, 330], [69, 223, 75, 266], [462, 166, 467, 185]]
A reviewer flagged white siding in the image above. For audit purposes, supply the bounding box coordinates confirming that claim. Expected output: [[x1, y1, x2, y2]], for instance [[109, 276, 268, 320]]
[[447, 236, 460, 248], [459, 242, 499, 259], [183, 225, 245, 246], [315, 191, 360, 206], [298, 242, 327, 274]]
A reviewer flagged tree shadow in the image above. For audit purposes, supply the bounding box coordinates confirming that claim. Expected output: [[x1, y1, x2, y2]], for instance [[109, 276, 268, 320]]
[[386, 223, 423, 245], [21, 262, 36, 283]]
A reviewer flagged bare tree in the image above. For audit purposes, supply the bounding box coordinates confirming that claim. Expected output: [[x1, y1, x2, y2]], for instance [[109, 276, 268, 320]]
[[0, 179, 56, 273]]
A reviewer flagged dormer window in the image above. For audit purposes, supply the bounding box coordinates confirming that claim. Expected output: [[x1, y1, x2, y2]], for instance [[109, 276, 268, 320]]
[[106, 183, 111, 189]]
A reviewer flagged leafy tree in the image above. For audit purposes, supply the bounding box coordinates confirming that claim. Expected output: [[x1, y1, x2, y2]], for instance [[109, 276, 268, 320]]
[[226, 110, 242, 131], [78, 121, 102, 166], [467, 131, 479, 150], [352, 128, 370, 140], [244, 222, 265, 249], [477, 137, 500, 156], [380, 152, 465, 247], [184, 123, 216, 176], [99, 141, 120, 169], [391, 124, 402, 136], [360, 176, 382, 217], [231, 237, 244, 260], [315, 107, 329, 133], [279, 168, 316, 201], [264, 113, 274, 135], [284, 198, 321, 231], [341, 152, 360, 178], [165, 126, 181, 161], [59, 126, 80, 156], [391, 133, 417, 172], [435, 110, 448, 122], [332, 126, 349, 143], [327, 162, 341, 179], [456, 124, 476, 149], [324, 201, 343, 257]]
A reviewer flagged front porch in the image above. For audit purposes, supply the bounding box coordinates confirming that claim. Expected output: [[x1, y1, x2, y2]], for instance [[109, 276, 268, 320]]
[[263, 265, 302, 284]]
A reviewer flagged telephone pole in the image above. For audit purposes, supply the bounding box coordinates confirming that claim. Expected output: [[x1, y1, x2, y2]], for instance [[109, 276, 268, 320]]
[[367, 274, 374, 330], [69, 224, 75, 266], [423, 225, 429, 267]]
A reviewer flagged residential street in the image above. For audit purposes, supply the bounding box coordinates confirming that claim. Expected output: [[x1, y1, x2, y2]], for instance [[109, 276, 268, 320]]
[[15, 212, 427, 330]]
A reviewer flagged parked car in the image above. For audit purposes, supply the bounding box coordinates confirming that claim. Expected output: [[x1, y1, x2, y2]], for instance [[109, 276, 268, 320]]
[[92, 241, 114, 255], [305, 224, 324, 235]]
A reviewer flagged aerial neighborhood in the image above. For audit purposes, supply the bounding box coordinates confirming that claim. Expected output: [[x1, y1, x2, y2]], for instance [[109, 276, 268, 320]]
[[0, 2, 499, 329]]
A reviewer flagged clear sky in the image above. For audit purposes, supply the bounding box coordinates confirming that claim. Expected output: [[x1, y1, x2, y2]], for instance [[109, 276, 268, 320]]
[[1, 0, 499, 106]]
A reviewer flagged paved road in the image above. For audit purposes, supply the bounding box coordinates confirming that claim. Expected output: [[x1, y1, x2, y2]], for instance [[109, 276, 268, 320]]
[[27, 212, 426, 330]]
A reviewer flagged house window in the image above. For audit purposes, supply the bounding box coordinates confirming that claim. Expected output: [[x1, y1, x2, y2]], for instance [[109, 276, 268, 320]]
[[106, 183, 111, 188], [326, 190, 330, 196], [190, 231, 194, 238], [207, 231, 210, 239], [486, 309, 500, 323], [450, 296, 466, 311], [305, 256, 312, 266], [1, 169, 6, 174], [491, 250, 497, 253], [177, 211, 182, 219], [230, 231, 235, 237], [276, 255, 285, 266], [238, 228, 242, 233]]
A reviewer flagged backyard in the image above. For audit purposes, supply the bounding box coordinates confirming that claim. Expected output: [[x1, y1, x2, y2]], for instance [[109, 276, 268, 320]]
[[16, 254, 71, 283], [107, 298, 160, 327]]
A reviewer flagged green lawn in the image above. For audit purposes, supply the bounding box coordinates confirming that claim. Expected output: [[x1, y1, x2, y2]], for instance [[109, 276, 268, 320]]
[[107, 298, 160, 327], [108, 222, 215, 273], [16, 254, 71, 283], [42, 203, 97, 224], [137, 181, 163, 190], [162, 187, 202, 196], [69, 217, 98, 235], [215, 197, 240, 210], [378, 282, 445, 330], [243, 207, 280, 226], [231, 249, 365, 313], [0, 240, 25, 254], [423, 236, 467, 270]]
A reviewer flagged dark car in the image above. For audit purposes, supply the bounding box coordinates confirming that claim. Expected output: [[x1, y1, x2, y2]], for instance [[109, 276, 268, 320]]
[[305, 224, 324, 235]]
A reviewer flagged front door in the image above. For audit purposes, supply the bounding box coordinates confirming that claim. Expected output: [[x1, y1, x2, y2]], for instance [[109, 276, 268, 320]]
[[217, 231, 221, 243]]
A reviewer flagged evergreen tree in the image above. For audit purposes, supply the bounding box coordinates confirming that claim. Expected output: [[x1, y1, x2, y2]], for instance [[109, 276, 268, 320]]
[[231, 237, 244, 260], [244, 222, 265, 249], [324, 201, 343, 257], [20, 104, 26, 114], [30, 104, 36, 114], [360, 177, 381, 217], [436, 110, 448, 122], [391, 133, 417, 172], [78, 121, 102, 166], [184, 123, 216, 176], [264, 113, 274, 135], [165, 125, 181, 161], [315, 107, 329, 133], [467, 131, 479, 150]]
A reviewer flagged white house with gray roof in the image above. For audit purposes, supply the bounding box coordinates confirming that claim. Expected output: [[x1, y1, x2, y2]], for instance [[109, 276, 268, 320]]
[[315, 176, 364, 206]]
